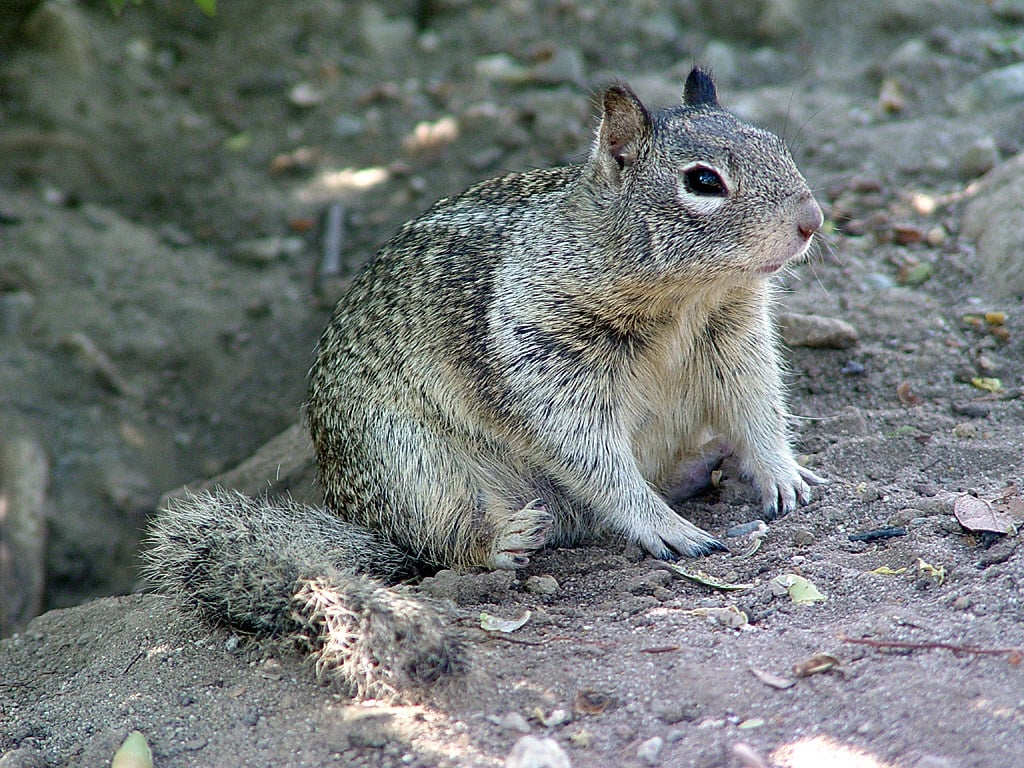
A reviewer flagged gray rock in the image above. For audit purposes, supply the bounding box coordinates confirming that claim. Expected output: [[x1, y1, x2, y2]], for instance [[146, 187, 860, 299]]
[[990, 0, 1024, 22], [525, 575, 560, 595], [778, 312, 859, 349], [505, 736, 572, 768], [962, 152, 1024, 298], [637, 736, 664, 765], [952, 63, 1024, 115]]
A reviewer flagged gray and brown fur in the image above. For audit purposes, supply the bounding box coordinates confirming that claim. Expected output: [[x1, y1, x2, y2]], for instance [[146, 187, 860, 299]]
[[146, 68, 825, 696]]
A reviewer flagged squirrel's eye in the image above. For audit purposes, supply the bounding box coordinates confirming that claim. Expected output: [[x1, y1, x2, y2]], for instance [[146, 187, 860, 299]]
[[683, 166, 728, 197]]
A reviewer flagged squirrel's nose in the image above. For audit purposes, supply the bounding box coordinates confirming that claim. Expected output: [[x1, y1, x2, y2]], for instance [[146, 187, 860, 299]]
[[797, 198, 824, 240]]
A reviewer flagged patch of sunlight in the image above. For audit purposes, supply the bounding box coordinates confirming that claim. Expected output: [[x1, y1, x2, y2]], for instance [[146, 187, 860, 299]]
[[773, 735, 896, 768]]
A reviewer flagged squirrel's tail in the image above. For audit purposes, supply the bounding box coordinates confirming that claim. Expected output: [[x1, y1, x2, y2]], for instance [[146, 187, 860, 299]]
[[142, 488, 465, 698]]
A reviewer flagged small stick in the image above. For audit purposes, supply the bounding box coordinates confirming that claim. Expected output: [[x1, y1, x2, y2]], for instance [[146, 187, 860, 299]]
[[841, 635, 1023, 661]]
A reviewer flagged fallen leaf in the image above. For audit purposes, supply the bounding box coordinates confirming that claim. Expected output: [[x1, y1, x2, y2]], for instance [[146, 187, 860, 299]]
[[869, 566, 907, 575], [793, 653, 841, 677], [896, 381, 922, 406], [112, 731, 153, 768], [917, 558, 946, 585], [665, 563, 753, 591], [953, 494, 1016, 534], [480, 610, 531, 633], [971, 377, 1003, 393], [773, 574, 827, 605], [750, 667, 796, 690], [573, 689, 613, 715]]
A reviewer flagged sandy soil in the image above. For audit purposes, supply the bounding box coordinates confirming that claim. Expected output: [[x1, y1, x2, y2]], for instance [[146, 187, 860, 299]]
[[1, 1, 1023, 766]]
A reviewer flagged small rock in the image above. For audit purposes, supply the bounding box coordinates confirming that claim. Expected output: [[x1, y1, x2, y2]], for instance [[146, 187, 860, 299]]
[[475, 54, 530, 83], [525, 575, 560, 595], [962, 152, 1024, 297], [952, 63, 1024, 115], [289, 82, 325, 108], [951, 401, 991, 419], [952, 422, 978, 438], [700, 41, 738, 84], [959, 136, 1000, 179], [725, 520, 767, 538], [228, 236, 305, 265], [990, 0, 1024, 22], [0, 747, 48, 768], [500, 712, 532, 734], [505, 736, 572, 768], [840, 360, 865, 376], [419, 568, 515, 605], [637, 736, 664, 766], [359, 4, 415, 57], [778, 312, 859, 349], [652, 699, 700, 725], [529, 46, 585, 86], [757, 0, 805, 39]]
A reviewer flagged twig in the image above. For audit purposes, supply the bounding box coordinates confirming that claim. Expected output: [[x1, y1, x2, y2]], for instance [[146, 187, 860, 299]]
[[841, 635, 1023, 662]]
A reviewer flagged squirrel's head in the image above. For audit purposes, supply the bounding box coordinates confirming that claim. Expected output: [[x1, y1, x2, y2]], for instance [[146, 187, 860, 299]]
[[588, 68, 822, 287]]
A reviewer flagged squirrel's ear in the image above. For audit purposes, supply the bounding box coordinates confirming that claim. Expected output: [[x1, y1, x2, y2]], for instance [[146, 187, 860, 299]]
[[593, 84, 652, 175], [683, 67, 719, 108]]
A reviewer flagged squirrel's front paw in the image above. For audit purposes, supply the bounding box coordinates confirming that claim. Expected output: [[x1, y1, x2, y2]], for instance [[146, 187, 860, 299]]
[[759, 464, 828, 520], [636, 515, 728, 561]]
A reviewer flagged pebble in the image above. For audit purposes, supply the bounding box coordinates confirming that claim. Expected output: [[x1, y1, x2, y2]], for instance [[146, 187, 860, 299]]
[[500, 712, 532, 734], [725, 520, 767, 538], [952, 63, 1024, 115], [778, 312, 859, 349], [359, 4, 415, 57], [951, 401, 991, 419], [959, 136, 1000, 179], [962, 152, 1024, 297], [636, 736, 664, 766], [504, 736, 572, 768], [228, 236, 305, 265], [525, 575, 560, 595]]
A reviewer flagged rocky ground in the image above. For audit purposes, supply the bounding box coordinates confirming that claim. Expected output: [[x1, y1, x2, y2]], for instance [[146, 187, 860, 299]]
[[2, 1, 1024, 766]]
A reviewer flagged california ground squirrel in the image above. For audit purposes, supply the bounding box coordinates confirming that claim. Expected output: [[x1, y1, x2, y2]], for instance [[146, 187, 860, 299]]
[[145, 68, 825, 698]]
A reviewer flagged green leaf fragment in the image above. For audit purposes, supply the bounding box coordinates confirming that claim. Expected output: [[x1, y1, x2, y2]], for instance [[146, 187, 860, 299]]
[[773, 574, 827, 605]]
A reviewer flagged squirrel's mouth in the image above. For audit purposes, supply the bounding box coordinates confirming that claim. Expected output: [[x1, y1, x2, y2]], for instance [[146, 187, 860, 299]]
[[754, 261, 787, 275]]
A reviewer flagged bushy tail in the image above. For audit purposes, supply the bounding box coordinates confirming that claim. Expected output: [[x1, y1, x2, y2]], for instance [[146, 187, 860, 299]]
[[142, 488, 466, 698]]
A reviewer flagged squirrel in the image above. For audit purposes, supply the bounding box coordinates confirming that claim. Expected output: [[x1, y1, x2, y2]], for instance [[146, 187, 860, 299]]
[[144, 67, 825, 699]]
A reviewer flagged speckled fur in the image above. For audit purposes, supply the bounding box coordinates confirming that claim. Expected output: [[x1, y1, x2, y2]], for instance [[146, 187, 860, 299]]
[[147, 69, 824, 696], [308, 68, 824, 566]]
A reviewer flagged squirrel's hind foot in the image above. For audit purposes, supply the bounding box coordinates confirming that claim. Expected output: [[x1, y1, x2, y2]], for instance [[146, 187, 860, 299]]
[[488, 499, 552, 569]]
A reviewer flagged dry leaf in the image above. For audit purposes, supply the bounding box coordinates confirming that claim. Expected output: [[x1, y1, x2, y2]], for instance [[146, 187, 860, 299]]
[[953, 494, 1016, 534], [869, 566, 907, 575], [750, 667, 796, 690], [573, 689, 612, 715], [665, 563, 753, 591], [896, 381, 922, 406], [480, 610, 531, 632], [793, 653, 841, 677]]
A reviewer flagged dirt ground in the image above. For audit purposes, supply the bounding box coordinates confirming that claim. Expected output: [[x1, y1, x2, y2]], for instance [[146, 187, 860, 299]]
[[2, 1, 1023, 766]]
